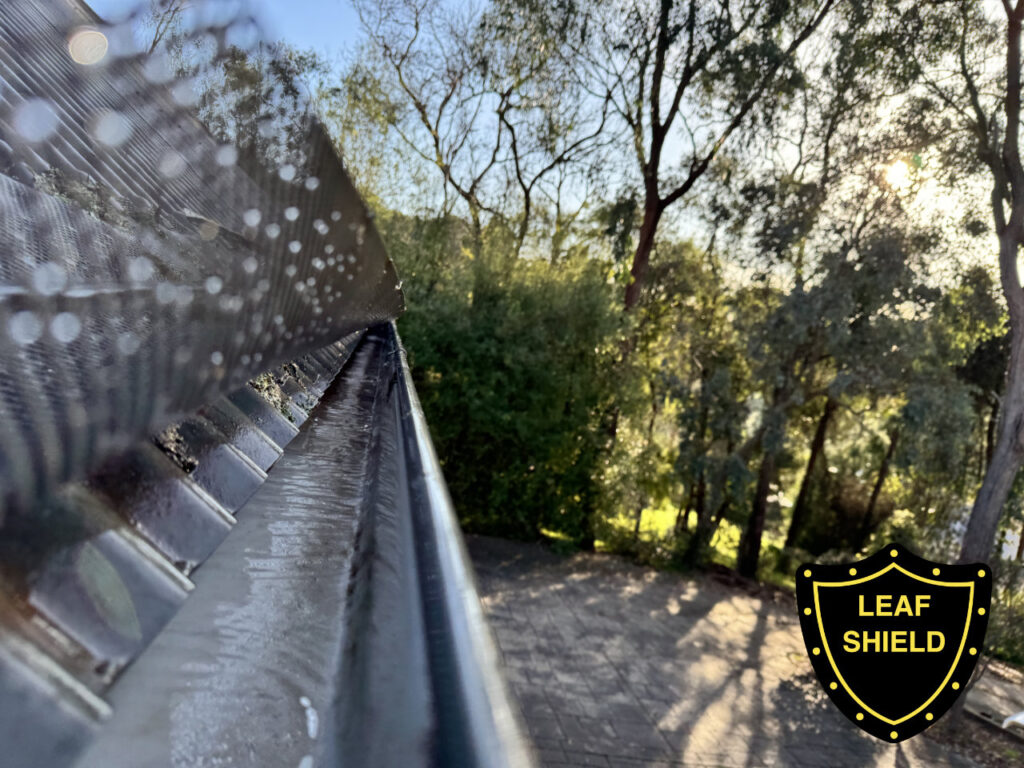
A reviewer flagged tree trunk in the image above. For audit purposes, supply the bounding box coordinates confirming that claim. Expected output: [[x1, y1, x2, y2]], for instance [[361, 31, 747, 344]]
[[1016, 516, 1024, 561], [695, 469, 707, 522], [680, 430, 763, 568], [690, 400, 710, 529], [624, 197, 662, 311], [960, 344, 1024, 563], [470, 207, 483, 261], [961, 232, 1024, 565], [634, 381, 660, 543], [737, 451, 776, 579], [960, 10, 1024, 565], [675, 483, 696, 534], [785, 398, 837, 548], [679, 475, 721, 568], [986, 399, 999, 469], [857, 429, 899, 548], [578, 491, 596, 552], [961, 418, 1024, 563]]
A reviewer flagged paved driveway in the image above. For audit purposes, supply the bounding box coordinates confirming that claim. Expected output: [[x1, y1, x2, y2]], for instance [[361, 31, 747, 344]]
[[467, 536, 981, 768]]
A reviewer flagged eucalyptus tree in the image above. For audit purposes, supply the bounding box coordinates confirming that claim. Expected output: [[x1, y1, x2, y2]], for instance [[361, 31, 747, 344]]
[[350, 0, 608, 258], [672, 0, 929, 573], [898, 0, 1024, 564], [668, 250, 751, 539], [736, 221, 936, 577], [546, 0, 842, 311], [144, 0, 190, 54]]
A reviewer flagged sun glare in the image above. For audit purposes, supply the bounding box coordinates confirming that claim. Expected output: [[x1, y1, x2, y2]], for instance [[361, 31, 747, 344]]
[[885, 160, 912, 191]]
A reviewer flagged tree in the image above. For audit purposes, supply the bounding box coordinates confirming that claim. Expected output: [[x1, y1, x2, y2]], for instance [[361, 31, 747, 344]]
[[959, 1, 1024, 564], [351, 0, 608, 258], [785, 396, 837, 548], [557, 0, 839, 310], [902, 0, 1024, 564], [144, 0, 190, 55], [680, 0, 935, 573]]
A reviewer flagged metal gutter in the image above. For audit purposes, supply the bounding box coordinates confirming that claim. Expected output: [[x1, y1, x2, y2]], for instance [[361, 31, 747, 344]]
[[70, 325, 534, 768], [394, 326, 535, 768]]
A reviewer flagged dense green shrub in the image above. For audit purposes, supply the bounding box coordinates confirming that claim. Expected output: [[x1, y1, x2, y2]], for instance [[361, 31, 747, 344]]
[[383, 213, 623, 540]]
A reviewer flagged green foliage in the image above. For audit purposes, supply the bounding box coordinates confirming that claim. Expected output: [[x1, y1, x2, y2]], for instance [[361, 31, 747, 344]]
[[383, 213, 622, 540], [987, 559, 1024, 665]]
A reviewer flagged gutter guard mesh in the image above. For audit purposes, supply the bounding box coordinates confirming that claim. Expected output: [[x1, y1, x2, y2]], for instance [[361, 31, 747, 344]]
[[0, 0, 404, 519]]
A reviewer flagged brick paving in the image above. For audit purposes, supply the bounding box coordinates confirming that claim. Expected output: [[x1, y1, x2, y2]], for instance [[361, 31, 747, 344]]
[[467, 536, 982, 768]]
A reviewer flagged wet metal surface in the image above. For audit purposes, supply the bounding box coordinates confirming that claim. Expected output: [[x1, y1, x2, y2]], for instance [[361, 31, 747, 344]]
[[77, 329, 394, 767], [87, 444, 235, 573], [76, 326, 533, 768], [0, 2, 423, 763], [0, 639, 102, 768], [198, 399, 284, 473], [225, 387, 301, 448], [153, 416, 267, 516], [0, 336, 362, 768]]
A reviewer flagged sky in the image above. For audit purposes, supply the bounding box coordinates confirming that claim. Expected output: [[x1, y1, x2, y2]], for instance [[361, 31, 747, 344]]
[[246, 0, 361, 57], [88, 0, 363, 57]]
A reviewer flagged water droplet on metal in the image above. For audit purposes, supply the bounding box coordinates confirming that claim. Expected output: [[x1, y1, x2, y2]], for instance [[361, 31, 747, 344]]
[[143, 53, 174, 83], [51, 312, 81, 343], [68, 27, 108, 65], [171, 79, 198, 107], [14, 99, 58, 142], [215, 145, 238, 166], [159, 151, 185, 178], [9, 311, 43, 344], [155, 282, 177, 304], [89, 110, 132, 147], [32, 262, 67, 295], [128, 257, 154, 283], [117, 332, 140, 355]]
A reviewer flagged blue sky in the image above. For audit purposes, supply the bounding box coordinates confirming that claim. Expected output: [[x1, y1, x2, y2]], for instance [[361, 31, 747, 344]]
[[247, 0, 361, 56], [89, 0, 362, 57]]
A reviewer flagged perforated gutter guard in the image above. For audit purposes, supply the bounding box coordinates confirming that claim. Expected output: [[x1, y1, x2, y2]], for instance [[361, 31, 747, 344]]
[[0, 1, 533, 765]]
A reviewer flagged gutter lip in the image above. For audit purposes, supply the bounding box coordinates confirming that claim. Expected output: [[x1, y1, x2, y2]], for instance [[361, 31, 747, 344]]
[[392, 321, 537, 768]]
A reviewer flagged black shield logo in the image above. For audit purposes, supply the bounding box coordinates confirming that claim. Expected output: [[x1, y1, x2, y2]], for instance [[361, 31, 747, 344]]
[[797, 543, 991, 742]]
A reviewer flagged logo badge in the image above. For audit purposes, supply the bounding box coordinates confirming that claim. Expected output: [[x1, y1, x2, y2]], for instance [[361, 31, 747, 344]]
[[797, 543, 991, 742]]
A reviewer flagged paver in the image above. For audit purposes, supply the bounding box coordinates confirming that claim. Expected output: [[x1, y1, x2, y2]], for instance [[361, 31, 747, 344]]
[[468, 536, 984, 768]]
